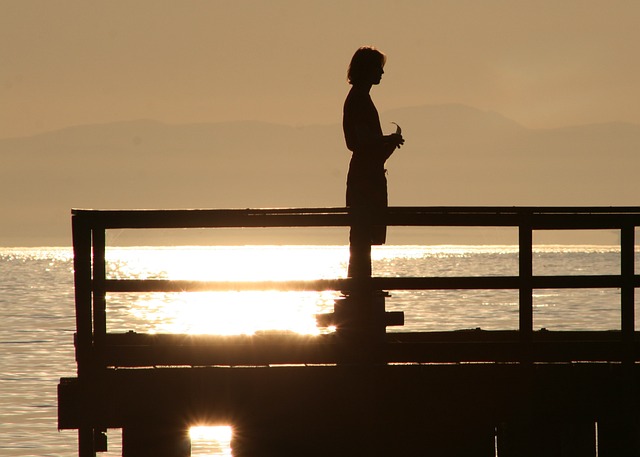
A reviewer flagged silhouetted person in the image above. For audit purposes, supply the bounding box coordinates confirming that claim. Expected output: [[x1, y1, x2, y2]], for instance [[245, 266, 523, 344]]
[[343, 46, 404, 279]]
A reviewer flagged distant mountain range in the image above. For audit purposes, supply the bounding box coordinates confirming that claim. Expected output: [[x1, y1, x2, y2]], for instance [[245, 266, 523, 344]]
[[2, 104, 639, 245]]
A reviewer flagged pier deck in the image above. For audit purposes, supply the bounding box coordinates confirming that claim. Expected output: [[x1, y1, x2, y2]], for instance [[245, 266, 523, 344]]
[[58, 207, 640, 456]]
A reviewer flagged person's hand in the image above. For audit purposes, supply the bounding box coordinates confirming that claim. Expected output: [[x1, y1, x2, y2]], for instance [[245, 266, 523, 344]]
[[390, 133, 405, 149]]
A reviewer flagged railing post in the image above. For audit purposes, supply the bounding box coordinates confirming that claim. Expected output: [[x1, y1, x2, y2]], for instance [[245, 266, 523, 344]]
[[72, 211, 93, 378], [78, 428, 95, 457], [620, 224, 635, 364], [92, 227, 107, 354], [519, 217, 534, 360], [72, 212, 97, 457]]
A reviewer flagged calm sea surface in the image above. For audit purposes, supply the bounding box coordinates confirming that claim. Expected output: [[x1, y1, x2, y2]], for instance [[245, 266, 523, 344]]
[[1, 245, 637, 456]]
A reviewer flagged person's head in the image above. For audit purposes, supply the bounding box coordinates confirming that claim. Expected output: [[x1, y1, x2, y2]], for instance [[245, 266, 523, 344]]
[[347, 46, 386, 85]]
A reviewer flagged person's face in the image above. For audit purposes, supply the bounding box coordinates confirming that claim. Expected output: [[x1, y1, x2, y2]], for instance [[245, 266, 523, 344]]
[[371, 65, 384, 85]]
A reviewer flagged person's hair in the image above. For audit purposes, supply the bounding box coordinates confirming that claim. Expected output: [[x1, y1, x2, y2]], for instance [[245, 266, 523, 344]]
[[347, 46, 386, 85]]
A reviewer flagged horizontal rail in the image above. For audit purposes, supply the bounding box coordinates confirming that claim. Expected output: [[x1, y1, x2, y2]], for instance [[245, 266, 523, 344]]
[[72, 206, 640, 229], [103, 275, 640, 293], [104, 278, 349, 293], [99, 331, 640, 367]]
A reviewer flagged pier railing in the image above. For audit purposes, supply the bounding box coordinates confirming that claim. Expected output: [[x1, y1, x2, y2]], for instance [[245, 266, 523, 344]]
[[71, 206, 639, 372], [62, 206, 640, 457]]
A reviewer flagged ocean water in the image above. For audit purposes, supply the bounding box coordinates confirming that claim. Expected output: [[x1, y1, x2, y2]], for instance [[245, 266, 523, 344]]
[[0, 245, 636, 456]]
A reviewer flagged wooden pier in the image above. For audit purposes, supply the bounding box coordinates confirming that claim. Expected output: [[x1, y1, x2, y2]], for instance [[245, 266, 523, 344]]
[[58, 207, 640, 456]]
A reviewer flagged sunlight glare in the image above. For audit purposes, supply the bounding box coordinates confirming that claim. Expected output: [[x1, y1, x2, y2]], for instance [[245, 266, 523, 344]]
[[154, 290, 334, 335], [189, 426, 233, 457], [107, 246, 348, 281], [106, 246, 347, 335]]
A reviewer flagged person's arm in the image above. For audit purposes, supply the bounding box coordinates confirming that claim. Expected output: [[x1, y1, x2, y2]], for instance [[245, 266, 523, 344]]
[[344, 91, 404, 160], [350, 120, 404, 161]]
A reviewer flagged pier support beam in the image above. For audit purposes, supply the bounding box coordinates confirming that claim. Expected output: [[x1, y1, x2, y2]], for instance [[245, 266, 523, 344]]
[[497, 419, 596, 457], [122, 424, 191, 457], [597, 414, 640, 456]]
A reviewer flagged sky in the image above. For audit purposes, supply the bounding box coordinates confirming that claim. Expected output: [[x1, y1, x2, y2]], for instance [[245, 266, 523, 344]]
[[2, 0, 640, 139]]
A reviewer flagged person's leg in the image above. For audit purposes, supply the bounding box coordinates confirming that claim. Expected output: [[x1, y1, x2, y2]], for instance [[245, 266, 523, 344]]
[[348, 224, 372, 279]]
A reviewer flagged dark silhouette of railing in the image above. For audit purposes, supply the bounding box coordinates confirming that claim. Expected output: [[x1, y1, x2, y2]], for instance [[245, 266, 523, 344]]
[[60, 206, 640, 457]]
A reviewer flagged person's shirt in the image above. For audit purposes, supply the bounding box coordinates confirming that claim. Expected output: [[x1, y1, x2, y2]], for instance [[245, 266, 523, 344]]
[[343, 86, 393, 167], [343, 87, 383, 149]]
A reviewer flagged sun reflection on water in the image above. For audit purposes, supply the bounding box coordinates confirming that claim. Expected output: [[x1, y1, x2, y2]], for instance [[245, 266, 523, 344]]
[[107, 246, 349, 281], [150, 290, 337, 335], [103, 244, 628, 338], [190, 426, 233, 457], [106, 246, 349, 335]]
